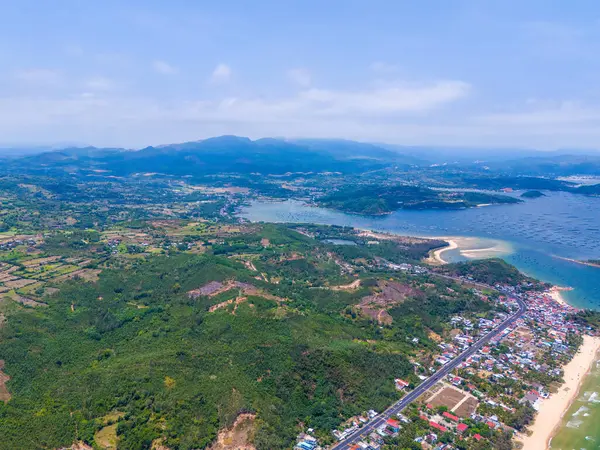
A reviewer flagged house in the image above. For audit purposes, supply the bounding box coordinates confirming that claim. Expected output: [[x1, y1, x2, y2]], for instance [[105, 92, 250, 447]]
[[395, 379, 410, 390], [430, 421, 447, 433], [442, 411, 459, 422], [521, 391, 542, 410], [386, 419, 401, 432], [473, 433, 483, 441], [457, 423, 468, 434]]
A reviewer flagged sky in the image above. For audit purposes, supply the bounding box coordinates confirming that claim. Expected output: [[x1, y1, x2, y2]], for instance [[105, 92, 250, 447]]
[[2, 0, 600, 149]]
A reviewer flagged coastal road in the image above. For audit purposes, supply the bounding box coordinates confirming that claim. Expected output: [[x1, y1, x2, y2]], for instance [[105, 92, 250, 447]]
[[331, 297, 527, 450]]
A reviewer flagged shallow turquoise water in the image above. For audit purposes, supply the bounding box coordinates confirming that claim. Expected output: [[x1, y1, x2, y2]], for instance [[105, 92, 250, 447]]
[[239, 192, 600, 309]]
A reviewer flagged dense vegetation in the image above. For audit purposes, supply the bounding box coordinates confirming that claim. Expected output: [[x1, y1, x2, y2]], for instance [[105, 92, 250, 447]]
[[435, 259, 544, 287], [0, 223, 496, 449], [520, 190, 546, 199], [318, 185, 519, 215], [569, 310, 600, 332]]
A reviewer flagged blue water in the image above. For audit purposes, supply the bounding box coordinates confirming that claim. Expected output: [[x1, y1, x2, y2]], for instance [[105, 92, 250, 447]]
[[239, 192, 600, 309]]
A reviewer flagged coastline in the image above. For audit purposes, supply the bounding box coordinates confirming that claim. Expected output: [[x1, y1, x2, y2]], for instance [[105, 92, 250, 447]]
[[424, 236, 512, 266], [554, 255, 600, 269], [427, 239, 458, 265], [547, 286, 572, 307], [519, 335, 600, 450]]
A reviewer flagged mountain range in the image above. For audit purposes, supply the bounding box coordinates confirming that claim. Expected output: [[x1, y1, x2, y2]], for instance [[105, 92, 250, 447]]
[[1, 136, 600, 177]]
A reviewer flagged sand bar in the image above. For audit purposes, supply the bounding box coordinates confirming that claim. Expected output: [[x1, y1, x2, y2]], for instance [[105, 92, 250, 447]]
[[428, 239, 458, 265], [519, 335, 600, 450]]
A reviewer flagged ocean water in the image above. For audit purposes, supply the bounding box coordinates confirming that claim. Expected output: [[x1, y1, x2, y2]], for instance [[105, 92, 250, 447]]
[[550, 354, 600, 450], [239, 191, 600, 309]]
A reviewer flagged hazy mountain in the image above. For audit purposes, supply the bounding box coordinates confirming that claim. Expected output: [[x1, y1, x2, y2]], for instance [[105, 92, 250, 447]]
[[3, 136, 600, 177], [375, 144, 600, 164], [3, 136, 420, 176], [290, 138, 425, 164]]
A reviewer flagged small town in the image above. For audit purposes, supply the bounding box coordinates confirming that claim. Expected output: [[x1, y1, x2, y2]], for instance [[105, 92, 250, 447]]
[[293, 280, 590, 450]]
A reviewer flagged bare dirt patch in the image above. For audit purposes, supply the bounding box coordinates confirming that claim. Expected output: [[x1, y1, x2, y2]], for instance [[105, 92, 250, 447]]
[[453, 396, 479, 417], [0, 360, 11, 402], [427, 386, 466, 410], [356, 279, 423, 324], [210, 296, 248, 314], [94, 424, 118, 449], [424, 385, 479, 417], [329, 279, 362, 291], [190, 280, 285, 304], [11, 294, 47, 307], [53, 268, 101, 283], [21, 256, 61, 267], [5, 278, 37, 289], [209, 413, 256, 450]]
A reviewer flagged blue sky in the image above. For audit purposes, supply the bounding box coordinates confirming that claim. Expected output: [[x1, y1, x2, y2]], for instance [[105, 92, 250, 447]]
[[2, 0, 600, 149]]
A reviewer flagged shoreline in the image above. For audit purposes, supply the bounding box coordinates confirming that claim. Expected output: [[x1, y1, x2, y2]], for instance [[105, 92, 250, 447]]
[[547, 286, 572, 307], [519, 335, 600, 450], [424, 236, 511, 266], [427, 239, 458, 265], [554, 255, 600, 269]]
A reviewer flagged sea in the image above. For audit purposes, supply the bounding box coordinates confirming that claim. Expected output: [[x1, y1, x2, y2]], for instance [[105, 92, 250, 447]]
[[550, 355, 600, 450], [240, 191, 600, 447]]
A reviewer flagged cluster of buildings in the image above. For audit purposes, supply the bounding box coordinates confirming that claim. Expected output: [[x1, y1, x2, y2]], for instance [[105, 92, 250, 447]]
[[0, 235, 39, 251], [312, 281, 590, 449]]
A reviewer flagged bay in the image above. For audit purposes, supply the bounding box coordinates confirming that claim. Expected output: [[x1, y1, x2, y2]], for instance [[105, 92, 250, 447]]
[[239, 191, 600, 309], [240, 190, 600, 446]]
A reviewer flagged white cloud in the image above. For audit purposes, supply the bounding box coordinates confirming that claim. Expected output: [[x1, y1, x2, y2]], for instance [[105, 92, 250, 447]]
[[210, 63, 231, 83], [477, 101, 600, 126], [153, 60, 178, 75], [297, 81, 470, 115], [14, 69, 62, 85], [0, 78, 474, 147], [287, 68, 311, 87]]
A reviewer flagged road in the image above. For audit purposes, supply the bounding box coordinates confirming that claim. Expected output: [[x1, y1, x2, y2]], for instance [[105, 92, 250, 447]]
[[331, 296, 526, 450]]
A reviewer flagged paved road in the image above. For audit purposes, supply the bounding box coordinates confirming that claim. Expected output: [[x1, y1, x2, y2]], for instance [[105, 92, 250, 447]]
[[331, 297, 527, 450]]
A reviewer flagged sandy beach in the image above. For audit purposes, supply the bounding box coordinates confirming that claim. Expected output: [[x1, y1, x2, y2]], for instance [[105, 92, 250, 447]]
[[425, 236, 512, 265], [547, 287, 571, 307], [427, 239, 458, 265], [519, 335, 600, 450]]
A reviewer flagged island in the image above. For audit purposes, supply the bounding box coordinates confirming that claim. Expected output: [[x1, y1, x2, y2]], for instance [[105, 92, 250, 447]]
[[520, 190, 546, 199], [318, 184, 520, 215]]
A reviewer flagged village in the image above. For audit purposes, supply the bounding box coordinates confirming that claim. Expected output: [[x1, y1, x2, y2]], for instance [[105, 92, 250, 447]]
[[293, 281, 588, 450]]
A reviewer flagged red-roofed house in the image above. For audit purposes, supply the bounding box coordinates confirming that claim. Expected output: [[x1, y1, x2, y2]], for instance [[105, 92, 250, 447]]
[[486, 421, 496, 429], [395, 378, 410, 390], [430, 421, 448, 433], [457, 423, 468, 434], [473, 433, 483, 441], [443, 411, 459, 422], [386, 419, 400, 431]]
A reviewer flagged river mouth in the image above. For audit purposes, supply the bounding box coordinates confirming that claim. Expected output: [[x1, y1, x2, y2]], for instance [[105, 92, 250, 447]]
[[426, 236, 514, 264]]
